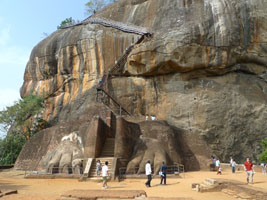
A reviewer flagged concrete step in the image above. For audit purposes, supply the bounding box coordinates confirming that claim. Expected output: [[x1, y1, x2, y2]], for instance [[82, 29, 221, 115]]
[[204, 178, 217, 185], [89, 157, 114, 177], [203, 180, 216, 186]]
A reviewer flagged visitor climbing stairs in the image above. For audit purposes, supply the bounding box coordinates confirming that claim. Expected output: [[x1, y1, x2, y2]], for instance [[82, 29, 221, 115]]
[[89, 138, 116, 178]]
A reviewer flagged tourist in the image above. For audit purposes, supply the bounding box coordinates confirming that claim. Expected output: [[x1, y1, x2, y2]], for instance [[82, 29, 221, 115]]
[[218, 167, 222, 175], [260, 163, 265, 174], [96, 160, 102, 178], [151, 116, 156, 120], [145, 160, 152, 187], [145, 115, 149, 120], [102, 161, 109, 189], [211, 156, 216, 171], [265, 163, 267, 175], [216, 159, 220, 175], [244, 158, 254, 184], [231, 159, 237, 173], [160, 161, 167, 185], [230, 157, 233, 167]]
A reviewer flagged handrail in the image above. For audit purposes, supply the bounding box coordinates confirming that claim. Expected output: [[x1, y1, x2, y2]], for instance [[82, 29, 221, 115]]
[[61, 17, 152, 36], [119, 164, 181, 179], [98, 89, 131, 116], [83, 17, 151, 36]]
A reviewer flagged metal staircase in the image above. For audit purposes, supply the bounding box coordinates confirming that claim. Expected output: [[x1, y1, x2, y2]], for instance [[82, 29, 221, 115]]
[[96, 34, 149, 116], [61, 16, 152, 117], [61, 16, 152, 36]]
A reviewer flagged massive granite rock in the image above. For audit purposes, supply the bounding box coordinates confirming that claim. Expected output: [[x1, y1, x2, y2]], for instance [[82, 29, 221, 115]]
[[16, 0, 267, 171]]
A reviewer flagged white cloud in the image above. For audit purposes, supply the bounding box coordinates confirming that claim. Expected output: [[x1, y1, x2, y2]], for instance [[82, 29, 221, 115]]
[[0, 89, 20, 111]]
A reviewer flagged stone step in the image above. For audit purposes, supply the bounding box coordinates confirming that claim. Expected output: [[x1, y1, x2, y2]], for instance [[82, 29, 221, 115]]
[[205, 178, 217, 185], [89, 157, 114, 177], [203, 180, 216, 186]]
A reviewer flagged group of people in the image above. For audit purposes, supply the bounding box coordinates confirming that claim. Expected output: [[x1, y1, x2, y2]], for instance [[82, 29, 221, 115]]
[[145, 160, 167, 187], [212, 156, 256, 184], [96, 160, 109, 189], [211, 156, 222, 175], [145, 115, 157, 121], [99, 156, 262, 189], [97, 159, 167, 189]]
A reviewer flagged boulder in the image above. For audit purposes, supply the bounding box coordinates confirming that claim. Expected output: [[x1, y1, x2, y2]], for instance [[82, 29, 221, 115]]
[[16, 0, 267, 171]]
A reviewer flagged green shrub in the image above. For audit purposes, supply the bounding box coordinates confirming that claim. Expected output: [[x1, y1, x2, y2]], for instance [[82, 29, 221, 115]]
[[259, 138, 267, 163], [0, 94, 46, 164]]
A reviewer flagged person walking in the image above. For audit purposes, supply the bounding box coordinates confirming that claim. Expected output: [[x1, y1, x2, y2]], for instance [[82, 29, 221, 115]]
[[160, 161, 167, 185], [102, 161, 109, 189], [145, 160, 152, 187], [260, 163, 265, 174], [96, 160, 102, 179], [244, 158, 254, 184], [230, 157, 233, 167], [216, 159, 221, 175], [231, 159, 237, 173]]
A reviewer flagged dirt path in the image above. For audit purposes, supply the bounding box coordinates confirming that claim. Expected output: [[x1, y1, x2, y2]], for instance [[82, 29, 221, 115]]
[[0, 170, 267, 200]]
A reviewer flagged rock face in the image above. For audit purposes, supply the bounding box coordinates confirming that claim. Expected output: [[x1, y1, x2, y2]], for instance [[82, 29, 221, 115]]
[[16, 0, 267, 171]]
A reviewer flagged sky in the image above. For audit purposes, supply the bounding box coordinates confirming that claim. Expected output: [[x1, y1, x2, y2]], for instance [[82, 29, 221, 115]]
[[0, 0, 89, 137], [0, 0, 89, 110]]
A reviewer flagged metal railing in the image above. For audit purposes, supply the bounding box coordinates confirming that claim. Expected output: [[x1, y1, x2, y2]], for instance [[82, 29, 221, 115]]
[[24, 166, 83, 177], [119, 164, 184, 179], [83, 17, 151, 36], [61, 17, 152, 36]]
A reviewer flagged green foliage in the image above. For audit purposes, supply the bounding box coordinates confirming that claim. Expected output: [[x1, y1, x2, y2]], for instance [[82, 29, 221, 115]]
[[0, 94, 46, 165], [259, 138, 267, 163], [0, 94, 45, 135], [0, 133, 25, 165], [85, 0, 117, 15], [57, 17, 77, 29]]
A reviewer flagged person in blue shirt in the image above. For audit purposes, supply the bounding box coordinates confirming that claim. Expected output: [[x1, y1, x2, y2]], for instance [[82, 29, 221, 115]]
[[160, 161, 167, 185]]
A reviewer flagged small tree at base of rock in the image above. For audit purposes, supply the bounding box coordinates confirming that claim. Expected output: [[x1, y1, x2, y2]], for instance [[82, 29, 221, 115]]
[[0, 94, 47, 165], [259, 138, 267, 163]]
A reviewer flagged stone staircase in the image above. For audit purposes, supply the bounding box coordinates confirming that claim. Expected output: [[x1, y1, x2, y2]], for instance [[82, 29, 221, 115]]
[[88, 138, 115, 178], [89, 157, 114, 178], [101, 138, 115, 157]]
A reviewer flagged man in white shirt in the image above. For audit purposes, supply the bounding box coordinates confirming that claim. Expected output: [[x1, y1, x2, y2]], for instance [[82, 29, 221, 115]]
[[102, 161, 109, 189], [145, 160, 152, 187]]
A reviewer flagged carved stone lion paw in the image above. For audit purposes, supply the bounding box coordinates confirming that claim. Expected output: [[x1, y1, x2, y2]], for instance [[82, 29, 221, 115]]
[[41, 132, 84, 174], [126, 121, 182, 174]]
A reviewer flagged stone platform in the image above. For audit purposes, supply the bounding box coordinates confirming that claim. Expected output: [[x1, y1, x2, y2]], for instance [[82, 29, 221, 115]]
[[60, 190, 147, 200], [59, 190, 192, 200]]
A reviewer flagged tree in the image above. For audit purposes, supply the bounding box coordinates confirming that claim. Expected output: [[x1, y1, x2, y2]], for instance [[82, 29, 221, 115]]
[[259, 138, 267, 163], [57, 17, 77, 29], [0, 94, 46, 165], [85, 0, 117, 15], [0, 134, 25, 165], [0, 94, 45, 139]]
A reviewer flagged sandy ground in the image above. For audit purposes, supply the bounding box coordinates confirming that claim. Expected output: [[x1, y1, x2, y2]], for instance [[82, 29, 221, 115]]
[[0, 170, 267, 200]]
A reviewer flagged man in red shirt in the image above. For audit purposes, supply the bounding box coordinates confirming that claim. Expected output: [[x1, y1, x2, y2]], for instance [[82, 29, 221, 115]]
[[244, 157, 254, 184]]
